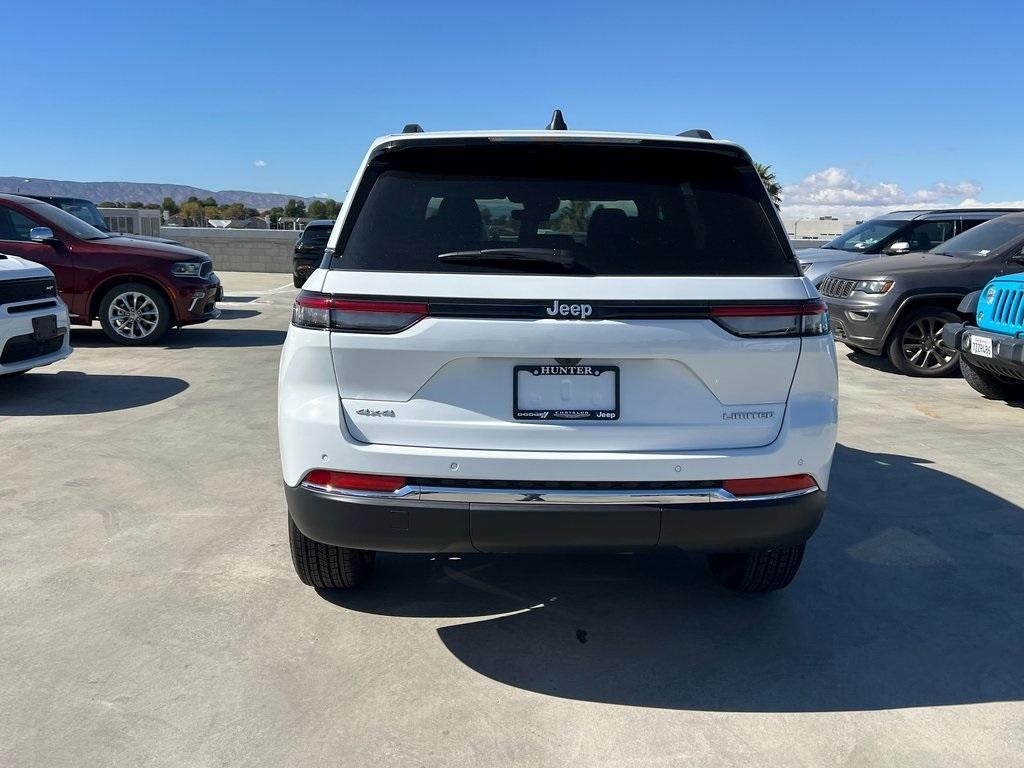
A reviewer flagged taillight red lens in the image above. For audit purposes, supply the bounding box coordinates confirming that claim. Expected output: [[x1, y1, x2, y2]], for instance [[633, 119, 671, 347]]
[[291, 291, 428, 332], [302, 470, 407, 493], [722, 474, 818, 497], [711, 300, 829, 337]]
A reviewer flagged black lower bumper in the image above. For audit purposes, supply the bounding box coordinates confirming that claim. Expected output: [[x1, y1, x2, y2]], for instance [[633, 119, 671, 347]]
[[284, 484, 826, 554], [943, 323, 1024, 379]]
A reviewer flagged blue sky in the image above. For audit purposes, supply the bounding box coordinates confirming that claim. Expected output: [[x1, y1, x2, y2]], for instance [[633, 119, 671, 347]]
[[3, 0, 1021, 216]]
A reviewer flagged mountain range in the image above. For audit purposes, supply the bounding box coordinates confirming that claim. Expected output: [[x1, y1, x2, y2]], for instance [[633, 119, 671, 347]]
[[0, 177, 321, 209]]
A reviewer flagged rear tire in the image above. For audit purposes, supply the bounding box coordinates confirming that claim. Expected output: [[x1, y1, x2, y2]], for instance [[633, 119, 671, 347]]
[[288, 514, 376, 588], [886, 306, 961, 377], [960, 356, 1024, 400], [707, 543, 805, 592]]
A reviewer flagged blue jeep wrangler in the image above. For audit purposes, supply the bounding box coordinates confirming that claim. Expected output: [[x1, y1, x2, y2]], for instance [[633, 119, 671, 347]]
[[943, 274, 1024, 400]]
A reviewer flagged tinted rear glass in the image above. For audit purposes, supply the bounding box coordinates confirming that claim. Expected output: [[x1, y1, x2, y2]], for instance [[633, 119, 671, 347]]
[[333, 143, 797, 276], [299, 225, 332, 246]]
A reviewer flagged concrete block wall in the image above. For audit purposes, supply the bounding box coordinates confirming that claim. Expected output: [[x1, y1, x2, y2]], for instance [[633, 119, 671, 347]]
[[163, 226, 819, 271], [160, 228, 301, 273]]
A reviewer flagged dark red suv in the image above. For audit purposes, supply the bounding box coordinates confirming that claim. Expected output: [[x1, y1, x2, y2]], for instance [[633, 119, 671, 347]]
[[0, 194, 221, 344]]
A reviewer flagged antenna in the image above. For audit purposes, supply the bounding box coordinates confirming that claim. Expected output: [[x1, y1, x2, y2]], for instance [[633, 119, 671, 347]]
[[402, 124, 424, 134], [546, 110, 568, 131], [678, 129, 713, 139]]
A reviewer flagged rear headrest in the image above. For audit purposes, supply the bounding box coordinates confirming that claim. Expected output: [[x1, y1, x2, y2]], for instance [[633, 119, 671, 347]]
[[428, 196, 483, 250], [587, 207, 630, 245]]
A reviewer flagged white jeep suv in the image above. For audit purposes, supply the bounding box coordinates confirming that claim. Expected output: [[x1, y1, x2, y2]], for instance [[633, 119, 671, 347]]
[[0, 252, 71, 376], [278, 122, 838, 592]]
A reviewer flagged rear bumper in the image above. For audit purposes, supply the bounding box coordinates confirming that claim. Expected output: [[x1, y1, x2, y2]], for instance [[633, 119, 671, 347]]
[[943, 323, 1024, 379], [293, 257, 320, 281], [285, 482, 826, 553]]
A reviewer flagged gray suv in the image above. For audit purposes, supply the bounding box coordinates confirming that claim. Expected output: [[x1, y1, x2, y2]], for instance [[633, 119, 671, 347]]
[[822, 213, 1024, 376], [800, 208, 1020, 287]]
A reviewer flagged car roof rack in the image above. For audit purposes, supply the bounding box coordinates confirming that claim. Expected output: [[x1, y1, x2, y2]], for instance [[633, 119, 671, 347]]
[[678, 128, 713, 139], [402, 123, 424, 134], [546, 109, 568, 130]]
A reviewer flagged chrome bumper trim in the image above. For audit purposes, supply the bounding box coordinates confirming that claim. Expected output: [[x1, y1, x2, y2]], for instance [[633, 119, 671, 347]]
[[297, 482, 819, 506]]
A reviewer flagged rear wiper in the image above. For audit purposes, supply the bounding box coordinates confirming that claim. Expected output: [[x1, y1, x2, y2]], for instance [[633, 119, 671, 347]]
[[437, 248, 575, 269]]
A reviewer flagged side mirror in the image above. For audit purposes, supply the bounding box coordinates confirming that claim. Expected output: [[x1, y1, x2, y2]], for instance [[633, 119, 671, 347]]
[[883, 241, 911, 255], [29, 226, 57, 243]]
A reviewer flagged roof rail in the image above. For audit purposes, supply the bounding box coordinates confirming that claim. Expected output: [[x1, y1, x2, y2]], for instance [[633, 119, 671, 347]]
[[402, 123, 424, 134], [678, 128, 713, 139], [546, 109, 567, 131]]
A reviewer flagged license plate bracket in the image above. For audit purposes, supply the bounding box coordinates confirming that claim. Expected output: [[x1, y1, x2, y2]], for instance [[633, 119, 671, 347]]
[[513, 364, 619, 421], [31, 314, 59, 341]]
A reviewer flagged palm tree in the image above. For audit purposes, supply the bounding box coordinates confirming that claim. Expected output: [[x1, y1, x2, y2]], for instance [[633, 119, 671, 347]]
[[754, 162, 783, 210]]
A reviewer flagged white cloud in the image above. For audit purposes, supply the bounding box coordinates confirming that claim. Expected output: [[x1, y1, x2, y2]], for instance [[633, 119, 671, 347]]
[[779, 167, 1007, 220], [253, 159, 267, 168]]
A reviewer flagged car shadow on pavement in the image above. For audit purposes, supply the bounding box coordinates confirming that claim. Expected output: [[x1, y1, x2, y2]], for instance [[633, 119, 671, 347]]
[[320, 444, 1024, 712], [70, 327, 286, 348], [0, 370, 188, 415]]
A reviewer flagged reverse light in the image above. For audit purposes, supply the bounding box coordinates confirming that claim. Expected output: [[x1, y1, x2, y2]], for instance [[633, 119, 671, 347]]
[[711, 300, 829, 337], [301, 470, 407, 493], [292, 291, 428, 333], [852, 280, 893, 294], [722, 474, 818, 497]]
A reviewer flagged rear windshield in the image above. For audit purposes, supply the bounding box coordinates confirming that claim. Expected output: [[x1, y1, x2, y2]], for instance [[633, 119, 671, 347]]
[[332, 143, 797, 276], [299, 225, 333, 247]]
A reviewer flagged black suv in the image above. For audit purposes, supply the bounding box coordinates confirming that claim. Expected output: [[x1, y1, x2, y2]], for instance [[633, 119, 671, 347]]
[[292, 220, 334, 288], [821, 213, 1024, 376]]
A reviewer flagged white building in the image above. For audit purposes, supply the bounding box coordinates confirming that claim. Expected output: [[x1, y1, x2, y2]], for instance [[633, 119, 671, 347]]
[[98, 207, 163, 238], [783, 216, 862, 242]]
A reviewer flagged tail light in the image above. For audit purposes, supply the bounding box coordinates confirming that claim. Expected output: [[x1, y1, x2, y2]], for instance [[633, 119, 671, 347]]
[[301, 470, 407, 493], [723, 474, 818, 497], [711, 300, 829, 337], [292, 291, 428, 333]]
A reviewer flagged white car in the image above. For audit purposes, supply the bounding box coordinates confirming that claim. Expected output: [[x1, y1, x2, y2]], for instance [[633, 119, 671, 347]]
[[278, 118, 838, 592], [0, 253, 71, 376]]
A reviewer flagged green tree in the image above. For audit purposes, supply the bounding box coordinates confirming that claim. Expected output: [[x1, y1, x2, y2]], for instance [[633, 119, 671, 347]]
[[307, 200, 329, 219], [284, 198, 307, 218], [221, 202, 246, 220], [200, 196, 218, 208], [127, 201, 144, 209], [161, 197, 180, 216], [179, 200, 204, 226], [267, 206, 284, 227], [754, 162, 783, 209]]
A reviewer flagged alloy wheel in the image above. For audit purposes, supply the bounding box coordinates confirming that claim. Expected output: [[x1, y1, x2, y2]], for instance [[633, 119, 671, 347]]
[[901, 316, 955, 371], [107, 291, 160, 340]]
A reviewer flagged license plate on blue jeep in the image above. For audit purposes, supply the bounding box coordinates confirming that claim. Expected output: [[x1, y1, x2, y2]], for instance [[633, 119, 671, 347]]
[[970, 335, 993, 359], [514, 365, 619, 420]]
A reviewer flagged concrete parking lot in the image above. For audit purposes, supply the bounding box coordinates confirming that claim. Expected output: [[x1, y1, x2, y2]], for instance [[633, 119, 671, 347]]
[[2, 272, 1021, 767]]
